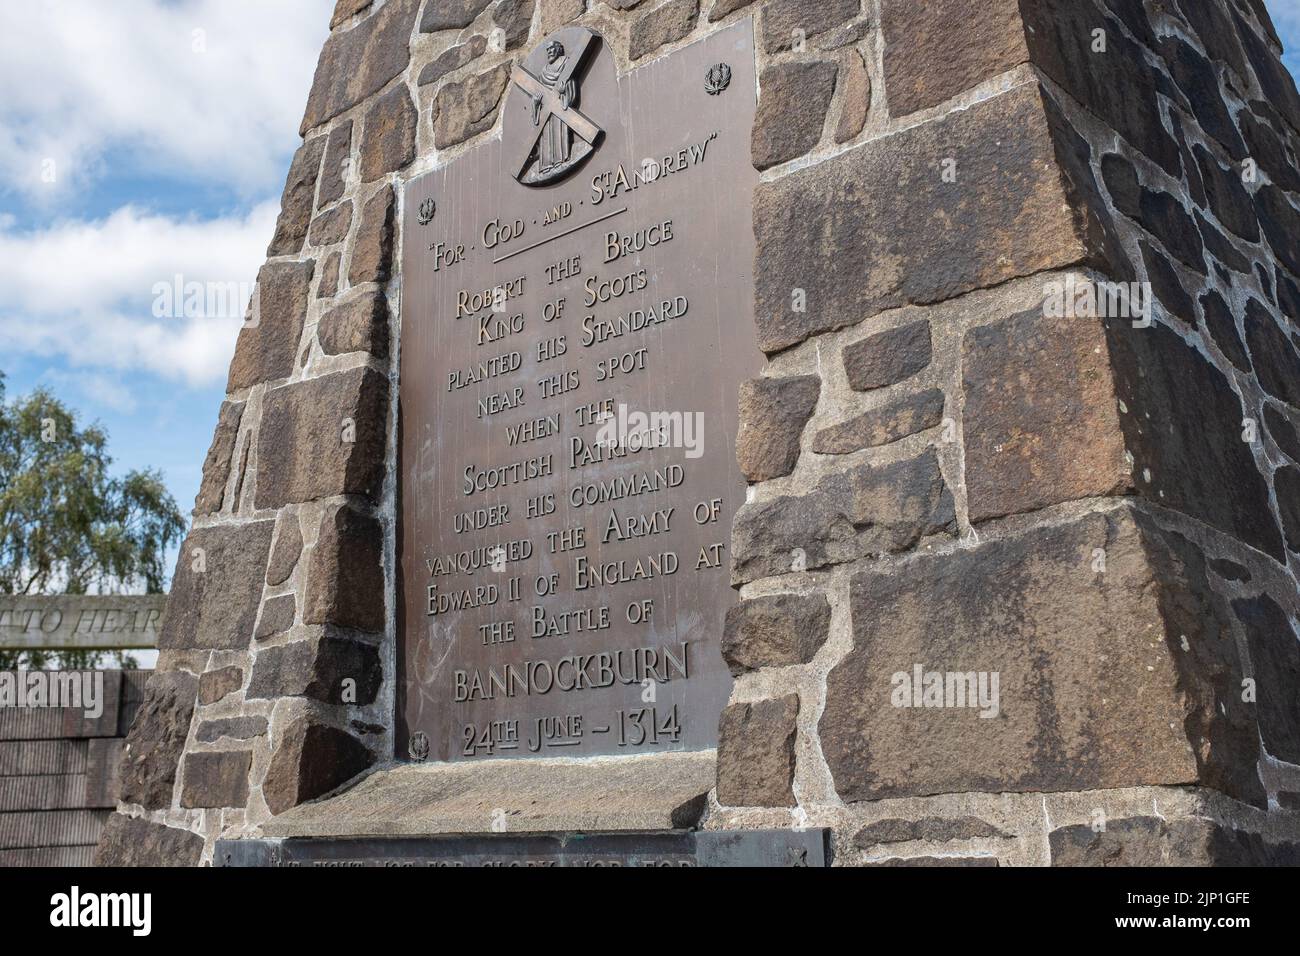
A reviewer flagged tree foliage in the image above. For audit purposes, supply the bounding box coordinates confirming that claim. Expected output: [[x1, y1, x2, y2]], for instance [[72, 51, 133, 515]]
[[0, 373, 186, 668]]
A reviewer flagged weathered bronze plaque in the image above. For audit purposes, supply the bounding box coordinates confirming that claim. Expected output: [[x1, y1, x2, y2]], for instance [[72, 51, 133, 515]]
[[398, 20, 761, 761]]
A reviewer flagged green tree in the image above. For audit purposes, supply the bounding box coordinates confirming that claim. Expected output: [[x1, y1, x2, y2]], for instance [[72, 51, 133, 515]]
[[0, 373, 186, 669]]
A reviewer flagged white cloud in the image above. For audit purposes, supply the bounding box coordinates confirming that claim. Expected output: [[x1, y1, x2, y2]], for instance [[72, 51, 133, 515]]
[[0, 202, 279, 387], [0, 0, 332, 203]]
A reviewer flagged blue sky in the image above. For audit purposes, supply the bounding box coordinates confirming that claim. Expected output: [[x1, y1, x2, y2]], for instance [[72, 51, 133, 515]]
[[0, 0, 1297, 584]]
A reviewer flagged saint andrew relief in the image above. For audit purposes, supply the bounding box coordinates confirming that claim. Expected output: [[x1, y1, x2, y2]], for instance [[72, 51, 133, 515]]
[[512, 28, 604, 186]]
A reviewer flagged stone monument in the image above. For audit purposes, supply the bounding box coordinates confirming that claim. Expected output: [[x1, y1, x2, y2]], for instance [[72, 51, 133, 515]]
[[97, 0, 1300, 867]]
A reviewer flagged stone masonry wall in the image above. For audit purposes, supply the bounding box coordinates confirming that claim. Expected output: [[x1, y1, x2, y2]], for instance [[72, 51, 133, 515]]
[[96, 0, 1300, 865]]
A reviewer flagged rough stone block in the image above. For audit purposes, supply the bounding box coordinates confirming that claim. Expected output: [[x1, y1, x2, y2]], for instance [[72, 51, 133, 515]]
[[962, 309, 1131, 523], [835, 49, 870, 143], [301, 0, 419, 134], [317, 120, 353, 210], [318, 289, 390, 359], [1050, 816, 1300, 866], [307, 200, 353, 246], [1232, 594, 1300, 764], [759, 0, 860, 54], [227, 259, 315, 391], [812, 388, 945, 454], [159, 521, 276, 650], [417, 35, 488, 86], [193, 401, 244, 515], [735, 374, 820, 481], [732, 449, 955, 583], [180, 750, 252, 809], [254, 594, 297, 640], [117, 671, 198, 810], [246, 631, 383, 705], [349, 184, 396, 285], [716, 694, 799, 807], [267, 137, 326, 256], [752, 60, 837, 170], [263, 718, 375, 815], [433, 63, 511, 149], [198, 666, 244, 706], [629, 0, 698, 61], [722, 592, 831, 674], [359, 84, 417, 182], [420, 0, 492, 32], [819, 507, 1264, 805], [93, 815, 203, 867], [255, 367, 389, 509], [303, 503, 386, 632], [880, 0, 1026, 116], [842, 320, 931, 391], [754, 83, 1094, 351]]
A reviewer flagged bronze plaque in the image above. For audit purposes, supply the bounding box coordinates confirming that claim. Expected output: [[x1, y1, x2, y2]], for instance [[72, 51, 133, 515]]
[[398, 20, 761, 761]]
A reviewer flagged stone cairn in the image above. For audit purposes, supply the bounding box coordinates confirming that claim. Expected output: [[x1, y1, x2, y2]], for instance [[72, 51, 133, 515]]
[[97, 0, 1300, 866]]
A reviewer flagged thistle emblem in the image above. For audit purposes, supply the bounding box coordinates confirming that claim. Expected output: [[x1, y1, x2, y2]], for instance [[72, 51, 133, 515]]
[[409, 731, 430, 761], [417, 197, 436, 225], [705, 62, 731, 95]]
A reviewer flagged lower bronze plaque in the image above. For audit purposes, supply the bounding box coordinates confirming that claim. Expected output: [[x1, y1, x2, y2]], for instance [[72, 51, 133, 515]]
[[398, 20, 761, 761]]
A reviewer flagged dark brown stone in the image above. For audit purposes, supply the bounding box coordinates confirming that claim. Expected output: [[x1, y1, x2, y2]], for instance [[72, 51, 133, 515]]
[[307, 200, 353, 246], [1175, 0, 1248, 79], [735, 374, 820, 480], [1208, 558, 1251, 582], [1050, 816, 1300, 866], [732, 449, 955, 583], [835, 49, 870, 143], [317, 251, 342, 299], [843, 320, 931, 391], [629, 0, 698, 61], [349, 185, 396, 285], [1195, 210, 1251, 275], [1239, 105, 1300, 195], [359, 84, 417, 182], [420, 0, 492, 32], [819, 508, 1263, 805], [1265, 403, 1300, 462], [227, 259, 315, 391], [179, 750, 251, 808], [1158, 39, 1248, 161], [255, 367, 389, 509], [753, 84, 1095, 351], [266, 516, 304, 587], [752, 60, 837, 170], [159, 521, 276, 650], [194, 716, 268, 744], [1192, 144, 1259, 242], [263, 718, 376, 815], [722, 593, 832, 674], [246, 632, 383, 705], [716, 695, 799, 807], [760, 0, 860, 54], [812, 388, 945, 454], [417, 35, 488, 86], [433, 63, 511, 149], [1106, 320, 1284, 560], [540, 0, 585, 35], [1234, 592, 1300, 765], [854, 816, 1009, 846], [331, 0, 373, 29], [93, 815, 203, 867], [1273, 466, 1300, 555], [117, 671, 198, 810], [1021, 0, 1181, 175], [963, 309, 1131, 523], [304, 503, 386, 632], [197, 666, 244, 706], [318, 290, 390, 358], [493, 0, 536, 50], [254, 594, 297, 640], [1232, 6, 1300, 133], [301, 0, 419, 134], [1201, 290, 1251, 372], [1140, 241, 1194, 326], [1255, 184, 1300, 277], [267, 137, 326, 256], [316, 120, 353, 210], [1134, 188, 1207, 275], [708, 0, 752, 21], [194, 401, 244, 515], [1245, 298, 1300, 408], [880, 0, 1026, 117], [867, 855, 998, 866]]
